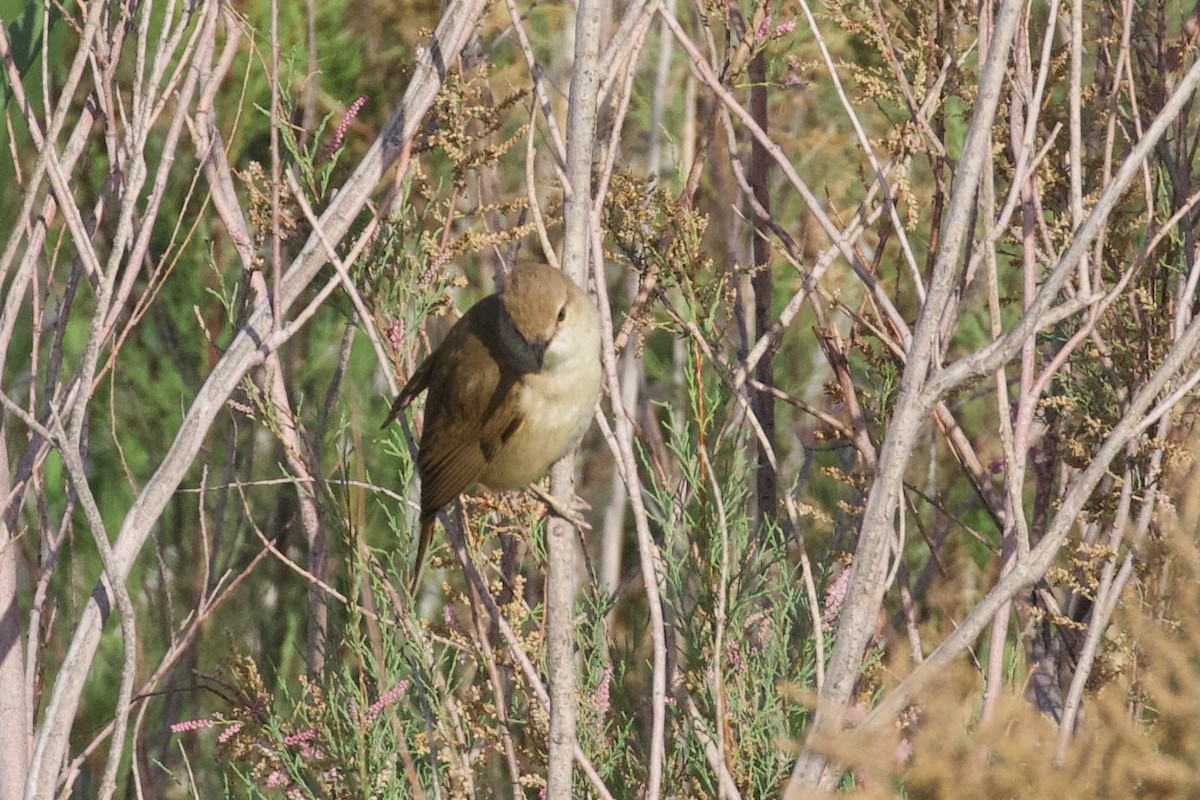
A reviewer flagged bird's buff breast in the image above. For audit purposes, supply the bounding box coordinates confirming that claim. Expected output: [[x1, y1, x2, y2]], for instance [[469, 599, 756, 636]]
[[479, 359, 600, 489]]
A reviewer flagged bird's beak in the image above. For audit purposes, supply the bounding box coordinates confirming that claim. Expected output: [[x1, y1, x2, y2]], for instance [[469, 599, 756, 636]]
[[529, 340, 546, 369]]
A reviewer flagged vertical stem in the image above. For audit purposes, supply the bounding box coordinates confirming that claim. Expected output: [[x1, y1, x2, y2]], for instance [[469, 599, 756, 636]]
[[1069, 0, 1089, 295], [548, 0, 602, 794], [0, 439, 26, 800], [647, 0, 675, 177], [600, 297, 638, 602], [269, 0, 283, 332], [545, 463, 581, 799], [747, 37, 776, 529]]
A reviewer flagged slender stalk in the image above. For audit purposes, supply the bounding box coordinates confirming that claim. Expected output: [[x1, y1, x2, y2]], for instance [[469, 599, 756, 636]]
[[547, 0, 603, 792]]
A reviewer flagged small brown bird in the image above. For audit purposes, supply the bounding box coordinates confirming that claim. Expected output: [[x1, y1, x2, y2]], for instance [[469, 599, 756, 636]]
[[383, 262, 602, 586]]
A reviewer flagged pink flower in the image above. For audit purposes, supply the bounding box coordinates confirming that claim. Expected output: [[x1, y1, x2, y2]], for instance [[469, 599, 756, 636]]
[[170, 718, 214, 733], [283, 728, 318, 746], [299, 744, 325, 761], [747, 609, 771, 651], [325, 95, 367, 159], [386, 319, 406, 352], [591, 667, 612, 716], [773, 20, 797, 37], [218, 721, 244, 744], [822, 566, 851, 630], [726, 640, 745, 672], [756, 15, 773, 42], [365, 680, 410, 725]]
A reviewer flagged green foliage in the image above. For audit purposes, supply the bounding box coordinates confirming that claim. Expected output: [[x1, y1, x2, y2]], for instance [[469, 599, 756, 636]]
[[642, 377, 819, 793], [179, 644, 431, 796]]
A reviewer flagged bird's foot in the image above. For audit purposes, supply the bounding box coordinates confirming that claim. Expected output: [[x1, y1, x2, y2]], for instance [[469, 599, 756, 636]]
[[528, 485, 592, 531]]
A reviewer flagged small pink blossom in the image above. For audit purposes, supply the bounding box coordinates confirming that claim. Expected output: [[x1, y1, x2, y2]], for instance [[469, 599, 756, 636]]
[[726, 639, 745, 672], [325, 95, 367, 159], [386, 319, 405, 352], [774, 20, 797, 36], [421, 251, 451, 289], [822, 566, 851, 630], [217, 721, 244, 743], [591, 667, 612, 716], [365, 680, 410, 725], [896, 737, 914, 764], [756, 15, 773, 42], [747, 608, 772, 651], [283, 728, 318, 746], [170, 718, 214, 733], [265, 770, 289, 788]]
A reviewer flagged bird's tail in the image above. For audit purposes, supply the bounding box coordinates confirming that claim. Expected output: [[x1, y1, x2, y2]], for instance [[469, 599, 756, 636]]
[[409, 516, 436, 595]]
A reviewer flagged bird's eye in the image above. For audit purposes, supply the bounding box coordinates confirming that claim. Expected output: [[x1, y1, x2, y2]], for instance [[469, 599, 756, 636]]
[[557, 306, 567, 322]]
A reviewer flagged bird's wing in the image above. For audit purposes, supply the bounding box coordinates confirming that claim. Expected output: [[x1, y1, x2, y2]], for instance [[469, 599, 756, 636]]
[[416, 297, 525, 516]]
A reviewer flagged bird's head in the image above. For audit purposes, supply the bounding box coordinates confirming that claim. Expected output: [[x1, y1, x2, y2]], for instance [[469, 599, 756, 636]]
[[498, 263, 597, 373]]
